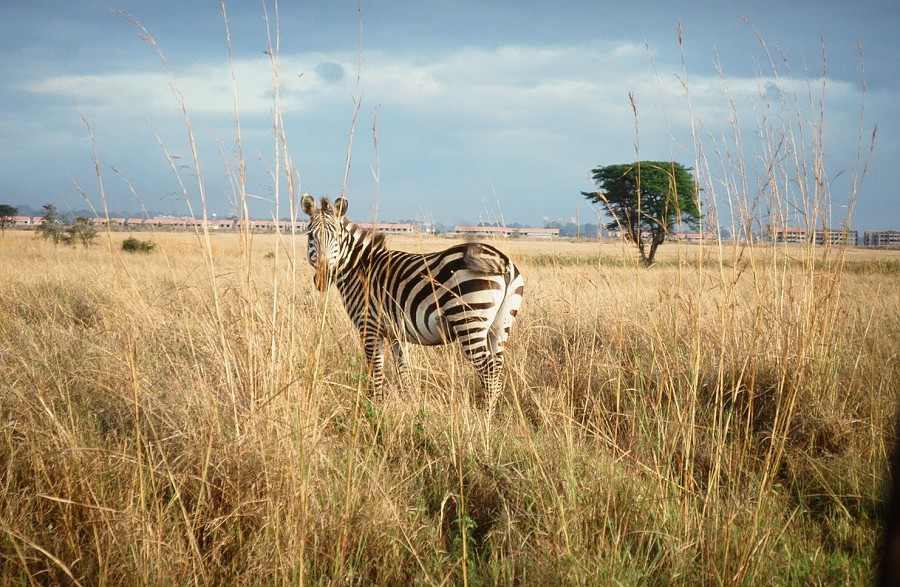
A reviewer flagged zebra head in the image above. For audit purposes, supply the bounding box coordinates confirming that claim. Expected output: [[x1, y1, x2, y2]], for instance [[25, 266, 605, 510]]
[[302, 193, 349, 292]]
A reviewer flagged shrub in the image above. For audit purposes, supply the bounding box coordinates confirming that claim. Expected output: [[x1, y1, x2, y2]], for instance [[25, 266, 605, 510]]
[[121, 236, 155, 253]]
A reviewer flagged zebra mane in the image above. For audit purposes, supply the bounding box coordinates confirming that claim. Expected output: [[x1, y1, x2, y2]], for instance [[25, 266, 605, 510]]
[[346, 218, 387, 250], [315, 196, 387, 250]]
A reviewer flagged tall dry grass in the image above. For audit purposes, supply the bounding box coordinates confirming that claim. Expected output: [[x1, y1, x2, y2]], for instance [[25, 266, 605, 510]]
[[1, 6, 895, 585], [1, 229, 898, 585]]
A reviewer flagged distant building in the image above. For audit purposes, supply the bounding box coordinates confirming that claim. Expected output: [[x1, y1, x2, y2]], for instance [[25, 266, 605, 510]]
[[235, 219, 261, 230], [357, 222, 415, 235], [770, 227, 807, 244], [770, 226, 858, 245], [281, 221, 308, 232], [211, 219, 236, 230], [158, 217, 187, 229], [453, 225, 559, 238], [509, 227, 559, 238], [607, 230, 652, 241], [234, 219, 306, 232], [814, 228, 857, 245], [454, 226, 507, 238], [863, 230, 900, 247], [91, 217, 126, 227], [672, 232, 718, 242]]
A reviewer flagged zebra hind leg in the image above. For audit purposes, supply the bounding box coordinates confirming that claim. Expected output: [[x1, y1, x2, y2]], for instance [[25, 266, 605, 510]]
[[483, 353, 504, 411], [467, 347, 504, 410], [362, 334, 387, 401]]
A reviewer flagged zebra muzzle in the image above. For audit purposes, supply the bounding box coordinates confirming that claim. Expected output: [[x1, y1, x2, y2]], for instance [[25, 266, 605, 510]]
[[313, 263, 332, 291]]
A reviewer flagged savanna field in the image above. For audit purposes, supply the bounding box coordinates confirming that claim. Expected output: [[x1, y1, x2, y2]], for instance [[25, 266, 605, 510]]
[[1, 228, 899, 585]]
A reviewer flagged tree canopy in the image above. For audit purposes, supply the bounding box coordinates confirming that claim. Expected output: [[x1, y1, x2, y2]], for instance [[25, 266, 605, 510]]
[[36, 206, 97, 247], [582, 161, 700, 267], [0, 204, 18, 235], [37, 204, 65, 245]]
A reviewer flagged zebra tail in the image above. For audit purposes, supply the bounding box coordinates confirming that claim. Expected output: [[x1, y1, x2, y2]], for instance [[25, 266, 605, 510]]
[[462, 243, 509, 276]]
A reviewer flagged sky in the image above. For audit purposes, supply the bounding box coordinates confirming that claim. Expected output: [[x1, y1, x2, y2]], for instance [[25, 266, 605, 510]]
[[1, 0, 898, 232]]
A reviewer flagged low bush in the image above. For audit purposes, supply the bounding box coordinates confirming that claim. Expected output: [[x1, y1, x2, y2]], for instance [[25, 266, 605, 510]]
[[121, 236, 155, 253]]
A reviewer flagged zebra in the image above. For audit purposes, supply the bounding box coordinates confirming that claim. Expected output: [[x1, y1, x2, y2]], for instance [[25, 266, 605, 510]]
[[302, 194, 525, 406]]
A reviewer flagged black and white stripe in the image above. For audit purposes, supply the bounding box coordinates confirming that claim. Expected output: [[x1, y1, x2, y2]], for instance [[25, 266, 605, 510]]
[[302, 194, 525, 405]]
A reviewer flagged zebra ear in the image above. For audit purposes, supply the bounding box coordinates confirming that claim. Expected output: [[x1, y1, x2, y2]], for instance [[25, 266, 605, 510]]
[[334, 197, 348, 217], [301, 194, 316, 216]]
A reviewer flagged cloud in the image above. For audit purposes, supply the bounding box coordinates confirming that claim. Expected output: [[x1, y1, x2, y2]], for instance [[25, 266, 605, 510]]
[[21, 42, 648, 120], [21, 40, 871, 169], [16, 37, 884, 226], [25, 72, 170, 110], [315, 61, 346, 82]]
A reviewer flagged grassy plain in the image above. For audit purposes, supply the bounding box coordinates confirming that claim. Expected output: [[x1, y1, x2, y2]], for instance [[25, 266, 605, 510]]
[[1, 228, 898, 585]]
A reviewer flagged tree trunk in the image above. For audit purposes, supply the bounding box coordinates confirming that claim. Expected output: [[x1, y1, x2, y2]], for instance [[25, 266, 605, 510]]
[[635, 237, 647, 266], [645, 241, 660, 267]]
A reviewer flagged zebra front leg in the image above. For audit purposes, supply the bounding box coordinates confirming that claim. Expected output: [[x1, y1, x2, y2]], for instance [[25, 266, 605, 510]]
[[362, 333, 386, 400], [390, 339, 412, 391]]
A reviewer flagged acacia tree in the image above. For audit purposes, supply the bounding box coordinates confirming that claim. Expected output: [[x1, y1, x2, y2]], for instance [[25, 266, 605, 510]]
[[0, 204, 18, 235], [37, 204, 66, 245], [67, 216, 98, 247], [582, 161, 700, 267]]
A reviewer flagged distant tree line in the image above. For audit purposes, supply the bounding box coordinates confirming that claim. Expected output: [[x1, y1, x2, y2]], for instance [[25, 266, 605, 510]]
[[3, 203, 175, 222], [541, 219, 601, 239], [4, 204, 99, 247]]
